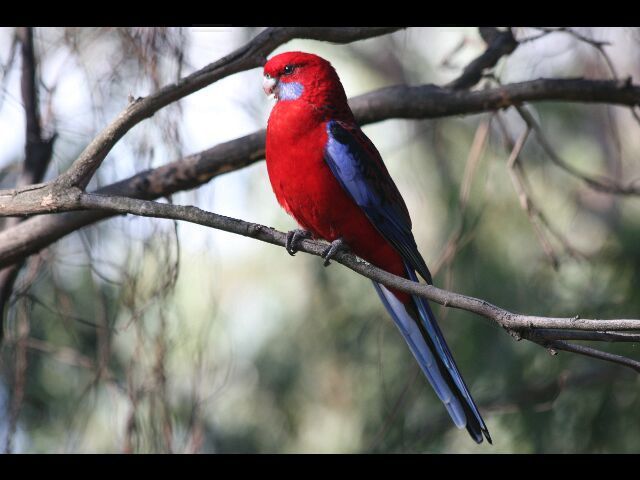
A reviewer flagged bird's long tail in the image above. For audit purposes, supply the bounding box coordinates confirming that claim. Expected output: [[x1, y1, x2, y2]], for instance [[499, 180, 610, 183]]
[[372, 267, 491, 444]]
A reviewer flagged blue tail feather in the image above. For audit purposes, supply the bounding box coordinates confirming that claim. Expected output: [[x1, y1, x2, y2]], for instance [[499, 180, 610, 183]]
[[373, 267, 491, 444], [374, 282, 467, 428]]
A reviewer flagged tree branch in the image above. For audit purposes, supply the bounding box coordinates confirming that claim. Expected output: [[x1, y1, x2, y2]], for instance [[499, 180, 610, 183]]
[[70, 193, 640, 373], [497, 115, 584, 270], [351, 77, 640, 125], [504, 126, 561, 269], [515, 104, 640, 195], [0, 26, 402, 214], [53, 27, 403, 191], [446, 27, 518, 90], [0, 76, 639, 268], [72, 193, 640, 331], [2, 76, 640, 218], [524, 329, 640, 343], [0, 27, 56, 341], [17, 27, 55, 186], [524, 335, 640, 374]]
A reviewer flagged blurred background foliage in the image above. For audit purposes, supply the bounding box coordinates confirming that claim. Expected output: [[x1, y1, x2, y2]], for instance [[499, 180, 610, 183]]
[[0, 27, 639, 453]]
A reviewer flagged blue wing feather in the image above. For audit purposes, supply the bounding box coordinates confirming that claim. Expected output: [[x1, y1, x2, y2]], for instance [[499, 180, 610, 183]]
[[325, 120, 432, 284], [324, 120, 490, 444]]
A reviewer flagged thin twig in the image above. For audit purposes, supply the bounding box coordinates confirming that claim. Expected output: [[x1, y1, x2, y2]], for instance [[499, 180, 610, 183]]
[[530, 27, 640, 130], [0, 29, 18, 114], [504, 125, 561, 268], [501, 120, 568, 268], [525, 334, 640, 374], [496, 112, 585, 265], [4, 299, 30, 453], [526, 329, 640, 343], [515, 105, 640, 195], [532, 27, 616, 75], [459, 116, 492, 210], [74, 194, 639, 328]]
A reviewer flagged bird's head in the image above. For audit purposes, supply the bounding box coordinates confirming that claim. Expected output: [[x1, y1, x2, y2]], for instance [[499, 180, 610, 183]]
[[263, 51, 349, 111]]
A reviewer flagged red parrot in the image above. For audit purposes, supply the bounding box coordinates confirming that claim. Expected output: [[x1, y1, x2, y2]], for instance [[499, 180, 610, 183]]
[[263, 51, 491, 444]]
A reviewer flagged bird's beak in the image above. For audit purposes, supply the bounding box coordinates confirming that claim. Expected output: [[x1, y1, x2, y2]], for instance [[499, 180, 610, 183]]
[[263, 75, 277, 99]]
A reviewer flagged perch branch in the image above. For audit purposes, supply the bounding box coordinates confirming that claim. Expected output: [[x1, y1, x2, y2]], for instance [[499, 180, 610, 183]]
[[70, 193, 640, 373]]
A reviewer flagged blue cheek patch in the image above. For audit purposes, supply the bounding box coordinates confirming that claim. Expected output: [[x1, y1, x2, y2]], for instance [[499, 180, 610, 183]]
[[278, 81, 304, 101]]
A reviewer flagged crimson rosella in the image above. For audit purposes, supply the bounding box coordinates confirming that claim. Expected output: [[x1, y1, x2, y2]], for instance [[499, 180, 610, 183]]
[[262, 51, 491, 444]]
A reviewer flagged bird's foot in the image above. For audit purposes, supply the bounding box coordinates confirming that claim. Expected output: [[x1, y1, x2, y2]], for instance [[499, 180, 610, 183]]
[[320, 237, 348, 266], [285, 229, 312, 256]]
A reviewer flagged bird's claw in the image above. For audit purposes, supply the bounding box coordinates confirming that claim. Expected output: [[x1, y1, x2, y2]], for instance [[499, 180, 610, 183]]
[[320, 237, 348, 266], [285, 229, 312, 256]]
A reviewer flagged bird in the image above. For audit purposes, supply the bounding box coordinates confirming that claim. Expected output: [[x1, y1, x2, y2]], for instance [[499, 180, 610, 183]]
[[262, 51, 491, 444]]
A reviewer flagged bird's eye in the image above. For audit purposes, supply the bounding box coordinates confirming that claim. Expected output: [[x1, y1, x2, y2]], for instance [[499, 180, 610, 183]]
[[283, 65, 295, 75]]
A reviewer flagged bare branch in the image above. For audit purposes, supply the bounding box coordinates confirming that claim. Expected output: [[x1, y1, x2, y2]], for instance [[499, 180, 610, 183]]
[[532, 27, 611, 47], [504, 126, 562, 268], [532, 27, 616, 76], [498, 117, 582, 269], [349, 77, 640, 125], [67, 193, 640, 372], [70, 195, 640, 329], [0, 76, 639, 269], [0, 29, 18, 114], [533, 27, 640, 131], [494, 108, 586, 265], [526, 329, 640, 343], [12, 26, 57, 190], [446, 27, 518, 90], [3, 298, 29, 453], [516, 29, 556, 44], [525, 335, 640, 374], [1, 27, 56, 341], [2, 75, 640, 218], [429, 117, 490, 288], [53, 27, 403, 190], [515, 105, 640, 195], [459, 116, 491, 210]]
